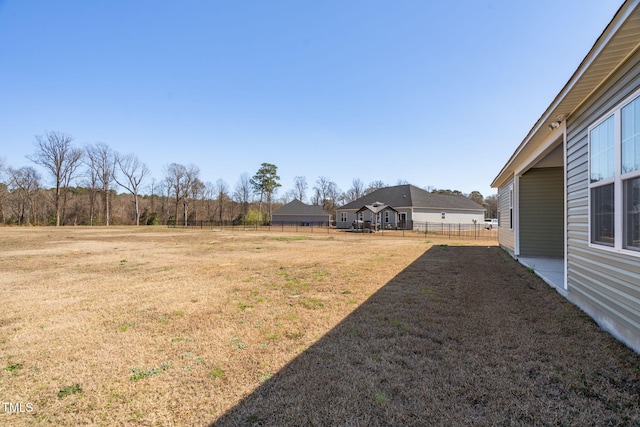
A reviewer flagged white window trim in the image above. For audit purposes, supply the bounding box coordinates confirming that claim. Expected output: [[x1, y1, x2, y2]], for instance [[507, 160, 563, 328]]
[[588, 86, 640, 258]]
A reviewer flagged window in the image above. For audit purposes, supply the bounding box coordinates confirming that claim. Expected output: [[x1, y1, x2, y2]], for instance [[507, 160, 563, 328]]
[[384, 211, 389, 223], [590, 116, 615, 182], [625, 176, 640, 249], [622, 97, 640, 251], [591, 184, 615, 246], [340, 212, 347, 223], [589, 90, 640, 253], [590, 115, 615, 246], [441, 212, 446, 220]]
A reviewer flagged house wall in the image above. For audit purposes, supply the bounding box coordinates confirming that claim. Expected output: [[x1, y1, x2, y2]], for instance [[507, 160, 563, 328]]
[[519, 167, 564, 257], [271, 215, 330, 225], [336, 207, 484, 229], [336, 211, 356, 229], [412, 209, 484, 225], [498, 176, 515, 255], [336, 209, 409, 229], [566, 47, 640, 353]]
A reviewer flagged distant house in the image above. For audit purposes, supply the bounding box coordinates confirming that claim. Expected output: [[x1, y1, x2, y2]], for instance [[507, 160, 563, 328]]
[[491, 0, 640, 352], [336, 184, 485, 229], [271, 200, 331, 226], [353, 202, 398, 231]]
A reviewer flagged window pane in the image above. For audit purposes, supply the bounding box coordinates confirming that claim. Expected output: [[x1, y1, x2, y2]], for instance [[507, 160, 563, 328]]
[[591, 184, 615, 246], [590, 116, 615, 182], [622, 97, 640, 174], [624, 177, 640, 250]]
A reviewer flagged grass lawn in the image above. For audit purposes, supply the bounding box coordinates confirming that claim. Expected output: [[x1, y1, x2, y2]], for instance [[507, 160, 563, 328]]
[[0, 227, 639, 426]]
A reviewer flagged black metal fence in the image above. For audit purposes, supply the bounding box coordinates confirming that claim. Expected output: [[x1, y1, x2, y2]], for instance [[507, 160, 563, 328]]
[[168, 220, 498, 240]]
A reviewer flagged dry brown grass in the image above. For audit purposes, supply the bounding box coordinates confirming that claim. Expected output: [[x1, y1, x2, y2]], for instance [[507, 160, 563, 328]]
[[1, 227, 639, 426]]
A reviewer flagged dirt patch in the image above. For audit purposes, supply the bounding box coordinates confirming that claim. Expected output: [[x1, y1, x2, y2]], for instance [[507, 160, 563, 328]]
[[0, 228, 638, 426]]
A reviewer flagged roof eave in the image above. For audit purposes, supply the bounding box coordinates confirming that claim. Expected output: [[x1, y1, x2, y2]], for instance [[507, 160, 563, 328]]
[[492, 0, 640, 189]]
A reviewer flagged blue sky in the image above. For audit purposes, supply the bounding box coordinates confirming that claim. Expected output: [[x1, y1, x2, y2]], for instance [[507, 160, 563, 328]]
[[0, 0, 624, 200]]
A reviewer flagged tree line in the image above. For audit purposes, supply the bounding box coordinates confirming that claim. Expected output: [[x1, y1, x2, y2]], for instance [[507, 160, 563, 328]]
[[0, 131, 498, 227]]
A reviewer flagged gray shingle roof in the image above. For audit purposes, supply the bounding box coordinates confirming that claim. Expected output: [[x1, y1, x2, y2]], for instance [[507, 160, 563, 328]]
[[355, 202, 398, 214], [338, 185, 484, 211], [272, 199, 330, 216]]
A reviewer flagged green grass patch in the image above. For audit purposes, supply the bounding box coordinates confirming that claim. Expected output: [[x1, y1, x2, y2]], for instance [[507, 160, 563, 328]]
[[373, 391, 387, 405], [58, 383, 83, 398], [300, 297, 324, 309], [273, 236, 308, 242], [229, 336, 247, 349], [210, 368, 225, 379], [119, 322, 136, 332], [130, 362, 172, 381], [4, 363, 22, 372], [237, 301, 253, 310]]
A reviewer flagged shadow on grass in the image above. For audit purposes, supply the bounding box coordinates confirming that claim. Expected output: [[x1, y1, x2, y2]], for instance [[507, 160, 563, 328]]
[[211, 246, 640, 426]]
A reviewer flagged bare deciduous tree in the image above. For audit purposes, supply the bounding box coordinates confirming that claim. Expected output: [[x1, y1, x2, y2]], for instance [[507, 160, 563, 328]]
[[202, 182, 216, 221], [114, 152, 149, 225], [292, 176, 308, 202], [164, 163, 187, 225], [365, 180, 387, 195], [184, 165, 201, 226], [8, 166, 41, 225], [0, 158, 8, 223], [234, 173, 252, 217], [467, 190, 484, 206], [83, 161, 99, 226], [344, 178, 365, 203], [164, 163, 201, 226], [312, 176, 340, 218], [27, 131, 83, 226], [86, 142, 116, 226], [484, 194, 498, 218], [214, 178, 230, 224]]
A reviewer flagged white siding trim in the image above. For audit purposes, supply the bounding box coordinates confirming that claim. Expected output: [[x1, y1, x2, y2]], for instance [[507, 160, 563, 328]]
[[514, 176, 520, 256], [563, 126, 569, 290]]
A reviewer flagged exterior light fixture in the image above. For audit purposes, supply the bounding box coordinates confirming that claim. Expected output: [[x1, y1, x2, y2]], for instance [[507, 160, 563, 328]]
[[547, 121, 561, 130]]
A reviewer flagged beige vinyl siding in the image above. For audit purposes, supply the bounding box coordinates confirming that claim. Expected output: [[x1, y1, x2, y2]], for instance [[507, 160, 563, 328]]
[[566, 47, 640, 351], [498, 176, 515, 253], [519, 167, 564, 257]]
